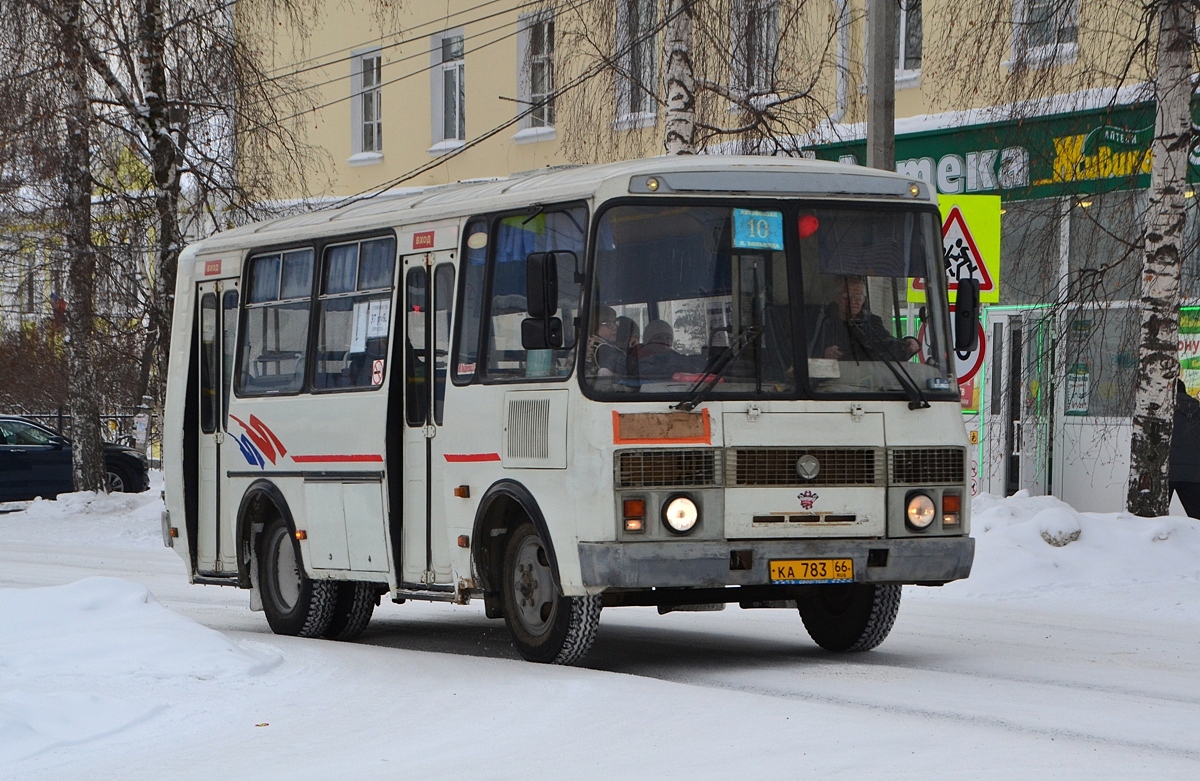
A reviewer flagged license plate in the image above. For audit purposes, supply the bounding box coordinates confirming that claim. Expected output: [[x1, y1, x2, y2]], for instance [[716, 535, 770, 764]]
[[769, 558, 854, 584]]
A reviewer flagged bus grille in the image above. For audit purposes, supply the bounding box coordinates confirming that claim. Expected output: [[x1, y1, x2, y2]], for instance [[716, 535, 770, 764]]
[[506, 398, 551, 460], [616, 449, 722, 488], [889, 447, 965, 485], [728, 448, 882, 486]]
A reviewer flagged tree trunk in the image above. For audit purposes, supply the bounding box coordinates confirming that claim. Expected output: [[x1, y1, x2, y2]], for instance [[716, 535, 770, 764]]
[[139, 0, 183, 409], [1127, 0, 1193, 516], [663, 0, 695, 156], [58, 0, 105, 492]]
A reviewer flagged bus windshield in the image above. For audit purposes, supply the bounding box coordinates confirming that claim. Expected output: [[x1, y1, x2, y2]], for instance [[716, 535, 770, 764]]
[[585, 202, 955, 401]]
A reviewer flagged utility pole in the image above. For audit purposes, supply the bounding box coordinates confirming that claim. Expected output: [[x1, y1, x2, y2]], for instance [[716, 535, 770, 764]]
[[865, 0, 896, 171]]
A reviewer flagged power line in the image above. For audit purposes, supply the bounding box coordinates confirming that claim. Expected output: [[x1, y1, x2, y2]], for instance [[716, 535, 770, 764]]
[[329, 0, 698, 208]]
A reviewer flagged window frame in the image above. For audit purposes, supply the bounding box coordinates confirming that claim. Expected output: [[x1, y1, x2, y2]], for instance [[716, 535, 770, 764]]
[[614, 0, 658, 130], [349, 49, 383, 165], [894, 0, 922, 87], [1011, 0, 1079, 68], [452, 202, 590, 387], [234, 230, 399, 399], [516, 11, 556, 141], [310, 234, 399, 394], [430, 30, 466, 151], [732, 0, 780, 100]]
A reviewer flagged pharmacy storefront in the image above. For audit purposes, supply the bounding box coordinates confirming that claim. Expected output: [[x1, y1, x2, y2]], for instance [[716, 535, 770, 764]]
[[808, 102, 1200, 511]]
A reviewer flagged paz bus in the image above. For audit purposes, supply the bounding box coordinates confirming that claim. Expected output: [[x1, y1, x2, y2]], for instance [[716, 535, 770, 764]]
[[161, 156, 976, 664]]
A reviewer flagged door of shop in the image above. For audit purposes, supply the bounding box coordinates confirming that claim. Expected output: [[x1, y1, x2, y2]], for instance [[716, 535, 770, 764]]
[[981, 308, 1051, 497]]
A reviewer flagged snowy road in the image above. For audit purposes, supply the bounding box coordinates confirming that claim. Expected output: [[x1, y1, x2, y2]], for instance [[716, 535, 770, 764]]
[[2, 487, 1199, 779]]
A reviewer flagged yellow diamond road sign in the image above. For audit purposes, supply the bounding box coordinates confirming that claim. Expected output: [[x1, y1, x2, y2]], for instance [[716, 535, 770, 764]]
[[909, 194, 1002, 304]]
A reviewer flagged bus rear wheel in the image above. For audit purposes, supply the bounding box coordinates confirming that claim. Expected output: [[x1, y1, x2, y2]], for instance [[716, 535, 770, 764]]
[[501, 522, 601, 665], [796, 583, 901, 652], [323, 581, 377, 641], [259, 516, 337, 637]]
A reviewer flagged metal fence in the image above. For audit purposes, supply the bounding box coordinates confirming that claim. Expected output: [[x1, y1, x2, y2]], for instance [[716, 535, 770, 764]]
[[12, 405, 162, 467]]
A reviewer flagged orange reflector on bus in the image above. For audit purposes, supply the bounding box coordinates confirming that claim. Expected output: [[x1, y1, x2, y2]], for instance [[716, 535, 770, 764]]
[[942, 494, 961, 513], [169, 527, 178, 538], [454, 485, 471, 498], [623, 499, 645, 519], [294, 530, 307, 541], [457, 535, 470, 548]]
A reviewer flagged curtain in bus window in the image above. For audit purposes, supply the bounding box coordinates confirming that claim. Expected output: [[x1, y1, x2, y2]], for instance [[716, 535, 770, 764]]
[[434, 263, 455, 424], [485, 206, 585, 380], [239, 248, 313, 395], [313, 237, 397, 391], [453, 218, 488, 384], [406, 267, 429, 426]]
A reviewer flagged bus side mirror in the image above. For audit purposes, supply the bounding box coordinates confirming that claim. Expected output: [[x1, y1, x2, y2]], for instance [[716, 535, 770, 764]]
[[522, 252, 570, 350], [525, 252, 564, 318], [954, 278, 980, 352]]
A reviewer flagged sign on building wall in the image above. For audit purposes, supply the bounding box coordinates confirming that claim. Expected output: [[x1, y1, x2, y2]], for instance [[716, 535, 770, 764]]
[[806, 101, 1199, 202], [909, 194, 1002, 304]]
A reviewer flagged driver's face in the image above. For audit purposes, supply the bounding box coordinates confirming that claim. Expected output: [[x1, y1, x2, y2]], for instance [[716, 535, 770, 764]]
[[836, 282, 866, 320]]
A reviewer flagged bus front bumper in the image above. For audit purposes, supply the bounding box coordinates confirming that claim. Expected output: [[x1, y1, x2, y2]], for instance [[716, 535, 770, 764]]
[[577, 536, 974, 589]]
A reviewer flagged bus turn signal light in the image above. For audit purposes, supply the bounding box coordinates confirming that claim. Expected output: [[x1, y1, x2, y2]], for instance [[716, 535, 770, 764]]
[[623, 499, 646, 533], [454, 485, 470, 498], [458, 535, 470, 548], [294, 530, 307, 540]]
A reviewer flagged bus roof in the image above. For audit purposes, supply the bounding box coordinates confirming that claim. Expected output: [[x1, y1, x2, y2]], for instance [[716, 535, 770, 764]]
[[184, 155, 932, 258]]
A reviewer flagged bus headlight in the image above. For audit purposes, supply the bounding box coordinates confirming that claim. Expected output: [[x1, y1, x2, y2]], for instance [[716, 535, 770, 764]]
[[905, 493, 936, 530], [663, 495, 699, 534]]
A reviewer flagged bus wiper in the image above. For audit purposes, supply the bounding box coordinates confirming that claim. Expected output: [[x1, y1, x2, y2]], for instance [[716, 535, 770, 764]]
[[673, 326, 763, 412], [849, 323, 930, 411]]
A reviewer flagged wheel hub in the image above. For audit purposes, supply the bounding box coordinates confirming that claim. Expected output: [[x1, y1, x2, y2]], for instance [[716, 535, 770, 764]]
[[512, 535, 555, 636]]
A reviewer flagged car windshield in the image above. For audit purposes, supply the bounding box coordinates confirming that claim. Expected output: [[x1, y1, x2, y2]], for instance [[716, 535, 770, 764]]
[[584, 202, 955, 401]]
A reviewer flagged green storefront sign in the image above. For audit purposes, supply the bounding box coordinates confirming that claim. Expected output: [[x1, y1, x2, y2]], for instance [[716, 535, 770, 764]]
[[805, 101, 1200, 202]]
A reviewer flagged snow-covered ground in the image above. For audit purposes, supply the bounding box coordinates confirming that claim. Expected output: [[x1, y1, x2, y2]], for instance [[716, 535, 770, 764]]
[[2, 479, 1199, 779]]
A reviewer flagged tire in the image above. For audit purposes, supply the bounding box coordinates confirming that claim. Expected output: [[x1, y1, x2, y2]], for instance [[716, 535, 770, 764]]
[[796, 583, 901, 652], [259, 516, 337, 637], [106, 465, 131, 493], [323, 581, 377, 641], [501, 522, 601, 665]]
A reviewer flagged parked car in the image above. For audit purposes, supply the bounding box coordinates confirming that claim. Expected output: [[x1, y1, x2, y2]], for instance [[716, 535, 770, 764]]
[[0, 415, 150, 502]]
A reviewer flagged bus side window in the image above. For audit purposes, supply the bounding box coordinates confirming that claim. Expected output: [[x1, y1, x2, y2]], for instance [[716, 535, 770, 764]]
[[484, 205, 585, 380], [452, 217, 487, 385], [221, 290, 238, 423], [313, 236, 396, 391], [200, 293, 218, 433], [238, 248, 313, 396], [434, 263, 454, 425], [405, 267, 429, 426]]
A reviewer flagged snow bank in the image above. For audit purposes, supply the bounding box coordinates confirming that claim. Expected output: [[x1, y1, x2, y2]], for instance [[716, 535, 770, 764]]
[[0, 577, 280, 763], [0, 471, 164, 549], [940, 491, 1200, 608]]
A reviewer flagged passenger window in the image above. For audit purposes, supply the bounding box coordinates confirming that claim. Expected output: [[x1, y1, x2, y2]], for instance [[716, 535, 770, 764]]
[[313, 237, 397, 391], [484, 206, 585, 381], [434, 263, 455, 425], [452, 217, 487, 384], [238, 248, 314, 396], [200, 293, 218, 433], [405, 267, 429, 426]]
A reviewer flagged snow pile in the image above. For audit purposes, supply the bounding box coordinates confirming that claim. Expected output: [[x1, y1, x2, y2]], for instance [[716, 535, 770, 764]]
[[945, 491, 1200, 609], [0, 472, 165, 549], [0, 577, 280, 763]]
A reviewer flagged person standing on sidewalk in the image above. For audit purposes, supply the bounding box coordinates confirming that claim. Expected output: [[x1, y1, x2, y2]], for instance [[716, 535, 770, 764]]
[[1169, 378, 1200, 519]]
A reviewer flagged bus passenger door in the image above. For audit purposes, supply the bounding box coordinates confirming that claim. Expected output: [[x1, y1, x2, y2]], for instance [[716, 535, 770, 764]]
[[400, 254, 455, 587], [195, 279, 239, 575]]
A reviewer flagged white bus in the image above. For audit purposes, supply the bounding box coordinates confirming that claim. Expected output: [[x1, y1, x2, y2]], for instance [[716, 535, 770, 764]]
[[162, 156, 976, 664]]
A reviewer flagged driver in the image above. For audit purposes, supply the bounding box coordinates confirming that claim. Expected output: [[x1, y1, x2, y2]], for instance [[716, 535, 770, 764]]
[[808, 276, 919, 362]]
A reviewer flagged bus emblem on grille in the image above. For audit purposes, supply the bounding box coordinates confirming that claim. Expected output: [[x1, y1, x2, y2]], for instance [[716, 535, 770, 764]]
[[796, 455, 820, 480], [798, 490, 819, 510]]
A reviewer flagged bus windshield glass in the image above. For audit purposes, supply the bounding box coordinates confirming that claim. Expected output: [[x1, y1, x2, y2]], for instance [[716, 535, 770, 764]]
[[585, 203, 955, 401]]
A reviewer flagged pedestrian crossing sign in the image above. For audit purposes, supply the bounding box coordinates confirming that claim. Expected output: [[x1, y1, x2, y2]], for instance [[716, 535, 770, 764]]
[[909, 194, 1002, 304]]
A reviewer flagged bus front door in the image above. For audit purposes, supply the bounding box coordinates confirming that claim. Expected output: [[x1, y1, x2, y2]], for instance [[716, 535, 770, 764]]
[[195, 279, 239, 576], [400, 254, 455, 588]]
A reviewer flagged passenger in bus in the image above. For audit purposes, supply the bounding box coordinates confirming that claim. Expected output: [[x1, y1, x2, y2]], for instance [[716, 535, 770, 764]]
[[630, 320, 702, 379], [808, 276, 920, 362], [587, 306, 629, 379]]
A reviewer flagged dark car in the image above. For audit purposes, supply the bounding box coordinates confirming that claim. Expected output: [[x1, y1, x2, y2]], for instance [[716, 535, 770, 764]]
[[0, 415, 150, 502]]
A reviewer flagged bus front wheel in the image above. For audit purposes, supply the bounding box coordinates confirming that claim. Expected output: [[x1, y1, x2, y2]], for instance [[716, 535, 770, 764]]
[[501, 522, 601, 664], [796, 583, 901, 652], [259, 516, 337, 637]]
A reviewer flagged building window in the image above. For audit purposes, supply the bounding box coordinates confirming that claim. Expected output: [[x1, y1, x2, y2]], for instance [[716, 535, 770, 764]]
[[431, 32, 465, 148], [733, 0, 779, 97], [515, 13, 556, 143], [349, 50, 382, 164], [895, 0, 921, 73], [1014, 0, 1079, 66], [615, 0, 657, 128]]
